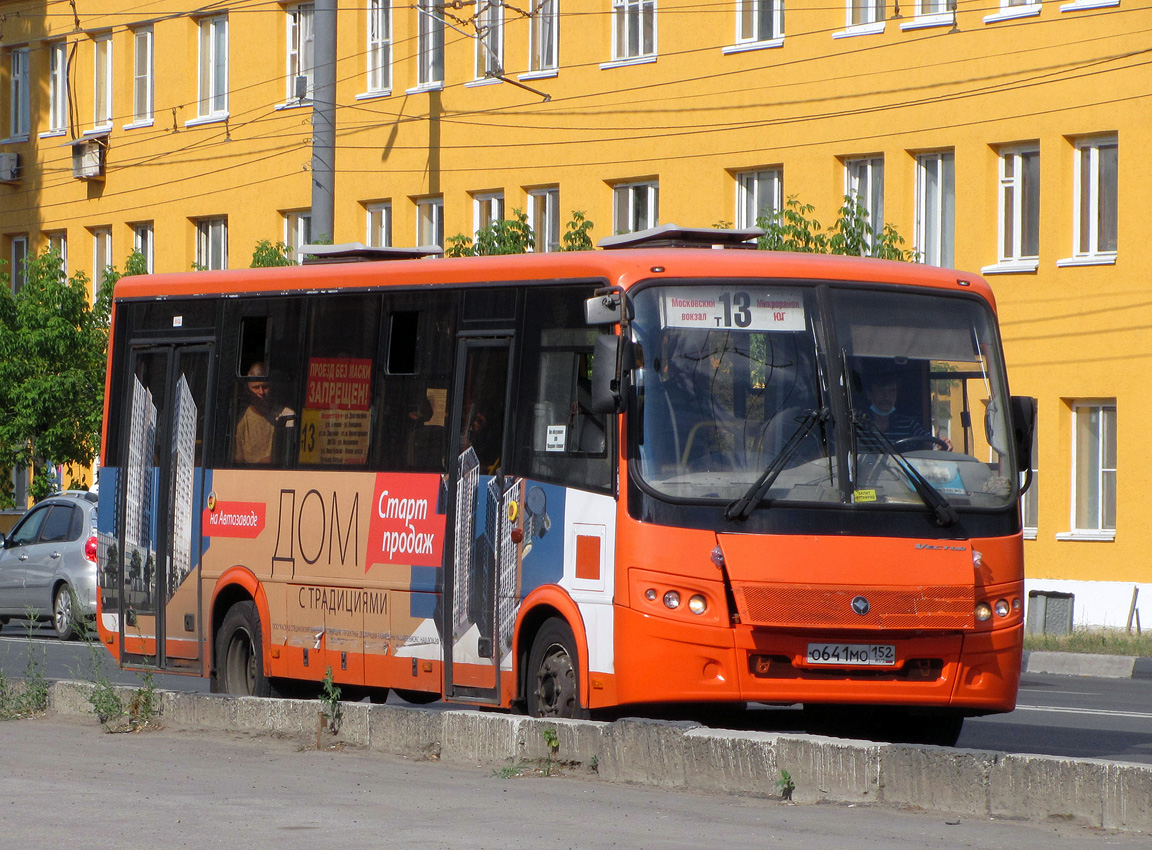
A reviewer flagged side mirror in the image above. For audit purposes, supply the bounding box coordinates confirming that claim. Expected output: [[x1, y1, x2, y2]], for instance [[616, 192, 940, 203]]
[[590, 334, 626, 414], [585, 293, 621, 325], [1010, 395, 1037, 493]]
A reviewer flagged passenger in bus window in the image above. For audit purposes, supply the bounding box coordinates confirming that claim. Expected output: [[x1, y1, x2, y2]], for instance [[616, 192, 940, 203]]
[[235, 362, 296, 464], [863, 375, 951, 450]]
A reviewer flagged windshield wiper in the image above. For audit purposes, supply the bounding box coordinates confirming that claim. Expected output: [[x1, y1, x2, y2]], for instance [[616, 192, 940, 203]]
[[853, 413, 958, 528], [725, 408, 829, 522]]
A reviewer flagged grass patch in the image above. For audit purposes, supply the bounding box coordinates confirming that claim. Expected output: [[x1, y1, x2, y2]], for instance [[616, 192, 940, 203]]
[[1024, 628, 1152, 657]]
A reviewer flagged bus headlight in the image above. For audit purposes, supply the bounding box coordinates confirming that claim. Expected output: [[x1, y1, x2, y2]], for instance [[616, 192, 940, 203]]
[[688, 594, 707, 615], [975, 601, 993, 622], [994, 599, 1011, 618], [663, 590, 681, 609]]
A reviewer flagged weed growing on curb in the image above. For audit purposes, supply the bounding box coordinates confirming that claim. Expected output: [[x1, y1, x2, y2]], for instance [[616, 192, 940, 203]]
[[320, 667, 343, 735], [542, 728, 560, 777], [776, 769, 796, 801]]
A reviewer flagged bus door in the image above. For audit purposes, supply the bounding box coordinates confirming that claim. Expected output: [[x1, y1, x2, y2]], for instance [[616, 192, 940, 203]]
[[114, 343, 212, 672], [444, 337, 515, 703]]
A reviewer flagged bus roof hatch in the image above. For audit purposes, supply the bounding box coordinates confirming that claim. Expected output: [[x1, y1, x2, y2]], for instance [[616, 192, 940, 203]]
[[598, 224, 764, 251]]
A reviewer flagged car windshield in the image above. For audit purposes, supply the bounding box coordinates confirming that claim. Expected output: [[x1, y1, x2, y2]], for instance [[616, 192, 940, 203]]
[[629, 282, 1017, 512]]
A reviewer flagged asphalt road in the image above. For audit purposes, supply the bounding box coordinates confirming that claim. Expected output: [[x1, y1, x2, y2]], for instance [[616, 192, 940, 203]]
[[1, 716, 1146, 849], [4, 625, 1151, 763]]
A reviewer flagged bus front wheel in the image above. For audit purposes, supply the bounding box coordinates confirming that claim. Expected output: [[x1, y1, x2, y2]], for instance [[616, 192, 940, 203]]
[[526, 618, 589, 719], [214, 601, 271, 697]]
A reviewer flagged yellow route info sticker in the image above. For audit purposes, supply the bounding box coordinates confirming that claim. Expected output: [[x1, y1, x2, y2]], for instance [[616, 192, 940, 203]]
[[853, 489, 877, 503]]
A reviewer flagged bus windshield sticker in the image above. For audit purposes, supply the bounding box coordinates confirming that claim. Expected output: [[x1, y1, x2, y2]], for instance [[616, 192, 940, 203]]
[[546, 425, 567, 452], [301, 357, 373, 465], [661, 286, 806, 332]]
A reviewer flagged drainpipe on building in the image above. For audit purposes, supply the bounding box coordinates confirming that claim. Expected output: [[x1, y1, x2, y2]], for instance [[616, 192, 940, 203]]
[[311, 0, 337, 243]]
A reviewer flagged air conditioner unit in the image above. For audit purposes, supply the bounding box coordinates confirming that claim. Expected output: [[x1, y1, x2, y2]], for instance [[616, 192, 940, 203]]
[[70, 137, 106, 180], [0, 152, 19, 183]]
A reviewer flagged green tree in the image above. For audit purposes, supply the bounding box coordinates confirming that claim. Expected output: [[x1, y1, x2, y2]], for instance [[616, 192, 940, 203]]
[[559, 211, 595, 252], [446, 209, 534, 257], [250, 239, 297, 268], [758, 195, 917, 261], [0, 249, 138, 506]]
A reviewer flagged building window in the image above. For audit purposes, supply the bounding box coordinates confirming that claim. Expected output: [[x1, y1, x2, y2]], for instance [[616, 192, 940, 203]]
[[845, 156, 884, 249], [287, 3, 315, 103], [473, 192, 504, 236], [735, 168, 782, 229], [1022, 426, 1038, 537], [1072, 402, 1116, 535], [417, 0, 445, 87], [48, 42, 69, 134], [476, 0, 504, 79], [132, 27, 154, 125], [612, 0, 656, 61], [196, 217, 228, 270], [92, 228, 112, 299], [46, 231, 68, 273], [366, 202, 392, 247], [417, 197, 444, 248], [93, 35, 112, 129], [848, 0, 885, 28], [528, 187, 560, 252], [8, 47, 30, 139], [737, 0, 783, 44], [198, 16, 229, 118], [9, 236, 28, 293], [998, 145, 1040, 265], [284, 210, 312, 261], [133, 223, 154, 273], [909, 0, 950, 24], [985, 0, 1041, 23], [529, 0, 559, 73], [915, 151, 955, 267], [367, 0, 392, 93], [1072, 136, 1117, 260], [613, 181, 659, 233]]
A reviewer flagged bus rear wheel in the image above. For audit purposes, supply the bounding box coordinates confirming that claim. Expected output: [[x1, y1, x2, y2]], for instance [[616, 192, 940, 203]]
[[526, 618, 589, 719], [214, 601, 271, 697]]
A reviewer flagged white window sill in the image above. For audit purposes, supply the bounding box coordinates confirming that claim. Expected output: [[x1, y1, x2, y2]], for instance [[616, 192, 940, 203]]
[[984, 5, 1042, 23], [356, 90, 392, 101], [465, 77, 502, 88], [123, 120, 154, 131], [600, 55, 657, 70], [274, 100, 311, 111], [518, 69, 558, 81], [1056, 254, 1117, 267], [1056, 530, 1116, 542], [901, 14, 953, 31], [38, 129, 67, 139], [85, 126, 112, 137], [980, 259, 1039, 275], [1023, 528, 1038, 541], [184, 114, 229, 128], [1060, 0, 1119, 10], [722, 38, 785, 54], [833, 23, 885, 39], [0, 135, 29, 145], [405, 82, 444, 95]]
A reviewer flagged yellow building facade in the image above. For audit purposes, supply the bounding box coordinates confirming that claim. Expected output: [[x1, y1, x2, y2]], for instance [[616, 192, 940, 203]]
[[0, 0, 1146, 626]]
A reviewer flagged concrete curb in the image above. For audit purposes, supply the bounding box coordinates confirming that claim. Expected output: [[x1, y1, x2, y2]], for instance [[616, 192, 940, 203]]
[[1022, 650, 1152, 679], [45, 680, 1152, 834]]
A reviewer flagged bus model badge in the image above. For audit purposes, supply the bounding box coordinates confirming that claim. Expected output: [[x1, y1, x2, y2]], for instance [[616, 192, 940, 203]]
[[851, 596, 870, 616]]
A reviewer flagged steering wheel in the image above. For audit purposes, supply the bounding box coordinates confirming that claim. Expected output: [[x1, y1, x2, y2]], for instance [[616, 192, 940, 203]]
[[892, 435, 950, 451]]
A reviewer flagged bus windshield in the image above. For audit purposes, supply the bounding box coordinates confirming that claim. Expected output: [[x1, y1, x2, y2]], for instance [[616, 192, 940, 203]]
[[630, 281, 1017, 512]]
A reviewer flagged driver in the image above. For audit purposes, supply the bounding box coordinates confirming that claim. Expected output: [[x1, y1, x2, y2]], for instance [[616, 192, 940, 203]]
[[863, 376, 951, 450]]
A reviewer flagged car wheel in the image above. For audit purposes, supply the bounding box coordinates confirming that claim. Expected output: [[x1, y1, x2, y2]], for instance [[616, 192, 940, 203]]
[[214, 601, 271, 697], [526, 617, 589, 719], [54, 584, 78, 641]]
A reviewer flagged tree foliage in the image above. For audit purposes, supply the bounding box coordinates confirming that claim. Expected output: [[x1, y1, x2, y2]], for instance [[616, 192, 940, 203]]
[[757, 195, 918, 261], [445, 209, 596, 257], [0, 249, 139, 505], [250, 239, 297, 268]]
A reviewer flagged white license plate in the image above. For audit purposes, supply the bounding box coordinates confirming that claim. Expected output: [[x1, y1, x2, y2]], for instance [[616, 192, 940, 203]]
[[805, 642, 896, 666]]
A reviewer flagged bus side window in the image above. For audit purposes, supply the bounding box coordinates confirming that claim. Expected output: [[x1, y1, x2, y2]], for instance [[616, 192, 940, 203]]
[[223, 300, 304, 468], [376, 294, 457, 473], [512, 287, 612, 493]]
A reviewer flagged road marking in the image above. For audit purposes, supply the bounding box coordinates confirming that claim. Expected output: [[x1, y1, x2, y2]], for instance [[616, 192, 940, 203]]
[[1016, 703, 1152, 720]]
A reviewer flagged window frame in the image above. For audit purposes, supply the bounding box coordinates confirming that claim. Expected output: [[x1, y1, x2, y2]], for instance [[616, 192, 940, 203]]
[[1064, 401, 1116, 539], [415, 0, 445, 89], [985, 0, 1042, 24], [527, 187, 560, 252], [196, 217, 228, 270], [610, 0, 657, 63], [92, 227, 112, 300], [997, 145, 1041, 267], [473, 192, 505, 238], [47, 41, 69, 135], [133, 222, 154, 273], [196, 16, 229, 120], [613, 181, 659, 233], [735, 167, 782, 229], [475, 0, 504, 80], [416, 197, 444, 248], [367, 0, 392, 94], [528, 0, 559, 74], [131, 26, 154, 126], [1068, 135, 1117, 263], [844, 155, 885, 250], [46, 231, 68, 273], [366, 201, 392, 247], [914, 150, 955, 268], [8, 47, 30, 140], [9, 235, 29, 294], [284, 210, 313, 262], [286, 3, 315, 104], [842, 0, 885, 34], [93, 34, 113, 130], [734, 0, 784, 47]]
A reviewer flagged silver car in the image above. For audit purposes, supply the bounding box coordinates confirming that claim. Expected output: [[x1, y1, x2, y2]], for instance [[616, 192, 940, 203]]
[[0, 491, 98, 640]]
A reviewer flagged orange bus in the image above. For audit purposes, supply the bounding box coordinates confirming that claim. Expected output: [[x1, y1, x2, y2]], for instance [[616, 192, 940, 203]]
[[96, 227, 1034, 745]]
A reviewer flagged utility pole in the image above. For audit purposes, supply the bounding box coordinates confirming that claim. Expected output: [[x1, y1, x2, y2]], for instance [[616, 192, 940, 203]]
[[311, 0, 337, 242]]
